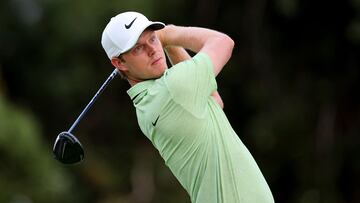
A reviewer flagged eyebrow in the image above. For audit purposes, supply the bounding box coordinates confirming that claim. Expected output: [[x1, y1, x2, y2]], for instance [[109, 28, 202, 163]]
[[134, 33, 156, 46]]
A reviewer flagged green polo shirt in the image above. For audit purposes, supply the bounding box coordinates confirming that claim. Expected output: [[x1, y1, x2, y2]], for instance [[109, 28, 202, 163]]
[[127, 52, 274, 203]]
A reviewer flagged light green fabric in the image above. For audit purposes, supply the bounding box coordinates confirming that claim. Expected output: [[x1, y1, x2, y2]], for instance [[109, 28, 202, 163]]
[[127, 52, 274, 203]]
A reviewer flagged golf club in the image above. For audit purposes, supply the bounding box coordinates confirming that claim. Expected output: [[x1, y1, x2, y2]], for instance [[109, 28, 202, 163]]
[[53, 69, 119, 164]]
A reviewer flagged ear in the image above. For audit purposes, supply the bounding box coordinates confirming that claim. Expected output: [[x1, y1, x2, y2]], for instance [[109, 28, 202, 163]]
[[111, 57, 128, 72]]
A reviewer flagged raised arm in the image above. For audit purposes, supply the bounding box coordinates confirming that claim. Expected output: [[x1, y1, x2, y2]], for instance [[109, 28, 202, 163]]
[[157, 25, 234, 76], [164, 46, 191, 65]]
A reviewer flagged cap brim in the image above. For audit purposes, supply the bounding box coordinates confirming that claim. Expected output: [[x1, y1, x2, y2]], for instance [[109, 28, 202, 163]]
[[147, 22, 165, 30]]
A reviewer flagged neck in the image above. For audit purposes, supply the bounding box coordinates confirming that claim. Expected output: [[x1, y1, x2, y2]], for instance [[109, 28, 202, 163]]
[[127, 77, 143, 86]]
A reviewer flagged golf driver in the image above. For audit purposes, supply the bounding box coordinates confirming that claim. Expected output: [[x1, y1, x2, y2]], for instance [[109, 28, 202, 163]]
[[53, 69, 119, 164]]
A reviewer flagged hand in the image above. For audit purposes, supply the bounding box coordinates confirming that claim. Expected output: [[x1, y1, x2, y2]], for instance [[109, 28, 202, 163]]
[[211, 91, 224, 109]]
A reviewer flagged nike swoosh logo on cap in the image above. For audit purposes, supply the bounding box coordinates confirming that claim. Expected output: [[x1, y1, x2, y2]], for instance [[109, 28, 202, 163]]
[[125, 17, 137, 29]]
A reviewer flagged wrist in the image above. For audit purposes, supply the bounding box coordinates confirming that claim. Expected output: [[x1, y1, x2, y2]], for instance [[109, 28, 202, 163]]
[[156, 24, 176, 48]]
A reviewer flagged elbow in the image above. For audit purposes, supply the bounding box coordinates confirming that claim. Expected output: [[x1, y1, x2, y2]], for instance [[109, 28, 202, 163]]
[[225, 34, 235, 53], [220, 34, 235, 62], [218, 33, 234, 57]]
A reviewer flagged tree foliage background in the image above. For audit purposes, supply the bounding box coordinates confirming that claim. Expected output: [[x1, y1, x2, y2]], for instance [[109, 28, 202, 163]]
[[1, 0, 359, 202]]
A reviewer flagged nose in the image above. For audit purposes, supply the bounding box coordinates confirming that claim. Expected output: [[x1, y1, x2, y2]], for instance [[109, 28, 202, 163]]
[[146, 43, 156, 57]]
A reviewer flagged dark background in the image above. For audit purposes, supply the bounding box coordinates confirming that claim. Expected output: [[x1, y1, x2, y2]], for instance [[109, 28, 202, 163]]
[[1, 0, 359, 202]]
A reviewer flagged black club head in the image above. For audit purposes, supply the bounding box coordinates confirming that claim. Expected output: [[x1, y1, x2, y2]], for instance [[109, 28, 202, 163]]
[[53, 132, 84, 164]]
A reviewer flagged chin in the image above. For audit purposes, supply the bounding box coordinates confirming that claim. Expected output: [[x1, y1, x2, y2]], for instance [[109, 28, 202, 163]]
[[155, 64, 167, 73], [156, 70, 166, 78]]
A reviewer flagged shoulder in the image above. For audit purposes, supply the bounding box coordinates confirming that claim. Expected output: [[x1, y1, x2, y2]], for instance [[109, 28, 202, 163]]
[[165, 52, 213, 76]]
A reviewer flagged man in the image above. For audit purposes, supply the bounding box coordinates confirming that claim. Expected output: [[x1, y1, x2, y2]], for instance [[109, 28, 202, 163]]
[[101, 11, 274, 202]]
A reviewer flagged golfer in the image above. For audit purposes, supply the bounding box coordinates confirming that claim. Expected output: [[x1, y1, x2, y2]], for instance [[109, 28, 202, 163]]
[[101, 11, 274, 203]]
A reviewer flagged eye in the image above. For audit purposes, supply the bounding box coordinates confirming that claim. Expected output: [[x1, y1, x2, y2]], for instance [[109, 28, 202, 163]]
[[149, 35, 157, 44], [133, 45, 144, 54]]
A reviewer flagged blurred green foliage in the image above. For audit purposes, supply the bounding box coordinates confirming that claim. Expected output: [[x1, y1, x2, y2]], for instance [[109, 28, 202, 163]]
[[0, 93, 76, 203], [1, 0, 359, 202]]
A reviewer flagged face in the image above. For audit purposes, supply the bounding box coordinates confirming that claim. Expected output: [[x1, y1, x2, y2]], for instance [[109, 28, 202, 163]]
[[112, 29, 167, 83]]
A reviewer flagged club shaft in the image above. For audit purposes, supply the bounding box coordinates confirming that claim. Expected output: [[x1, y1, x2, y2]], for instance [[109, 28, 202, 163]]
[[68, 69, 119, 133]]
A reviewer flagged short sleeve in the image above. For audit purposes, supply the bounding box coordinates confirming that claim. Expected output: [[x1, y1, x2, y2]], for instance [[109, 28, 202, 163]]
[[164, 52, 217, 116]]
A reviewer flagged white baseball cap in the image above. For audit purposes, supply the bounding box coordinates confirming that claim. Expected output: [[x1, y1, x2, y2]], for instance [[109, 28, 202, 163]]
[[101, 11, 165, 59]]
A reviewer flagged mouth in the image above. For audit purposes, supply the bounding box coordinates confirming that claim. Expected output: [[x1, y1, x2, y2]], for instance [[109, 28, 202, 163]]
[[151, 57, 162, 66]]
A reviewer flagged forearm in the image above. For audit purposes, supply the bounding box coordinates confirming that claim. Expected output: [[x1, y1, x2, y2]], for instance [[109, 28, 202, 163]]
[[159, 25, 223, 52], [157, 24, 234, 76], [164, 46, 191, 65]]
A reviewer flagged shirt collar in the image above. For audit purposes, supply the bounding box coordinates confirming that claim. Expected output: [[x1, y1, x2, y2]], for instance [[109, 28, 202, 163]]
[[127, 80, 155, 104]]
